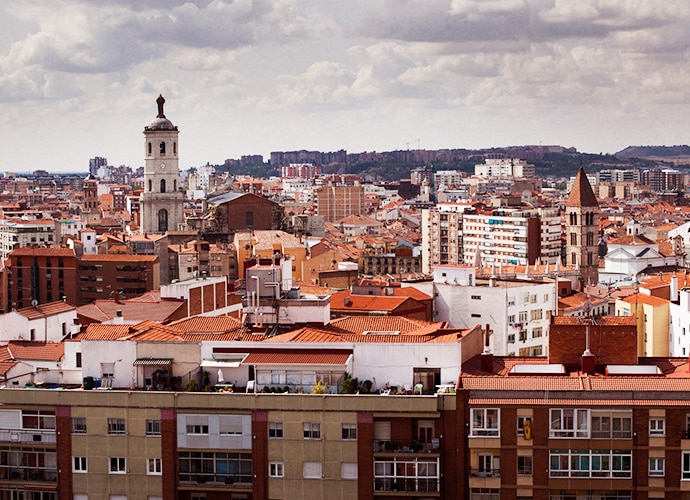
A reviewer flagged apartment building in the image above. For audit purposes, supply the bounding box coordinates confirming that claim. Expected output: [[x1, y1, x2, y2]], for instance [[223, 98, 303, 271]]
[[0, 219, 56, 260], [313, 184, 365, 222], [6, 247, 78, 310], [77, 254, 160, 304], [462, 207, 561, 267], [474, 158, 536, 178], [421, 203, 473, 273]]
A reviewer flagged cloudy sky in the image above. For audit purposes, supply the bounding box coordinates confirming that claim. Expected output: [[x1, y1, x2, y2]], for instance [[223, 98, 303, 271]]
[[1, 0, 689, 172]]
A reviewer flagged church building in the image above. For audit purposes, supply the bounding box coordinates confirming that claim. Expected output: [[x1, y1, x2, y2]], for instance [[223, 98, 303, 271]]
[[139, 95, 185, 234]]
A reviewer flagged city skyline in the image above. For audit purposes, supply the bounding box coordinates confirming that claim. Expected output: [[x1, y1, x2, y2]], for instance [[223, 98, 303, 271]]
[[2, 0, 690, 172]]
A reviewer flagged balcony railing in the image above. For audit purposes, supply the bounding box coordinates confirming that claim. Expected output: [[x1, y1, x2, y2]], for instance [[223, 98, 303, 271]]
[[471, 468, 501, 478], [374, 478, 439, 492]]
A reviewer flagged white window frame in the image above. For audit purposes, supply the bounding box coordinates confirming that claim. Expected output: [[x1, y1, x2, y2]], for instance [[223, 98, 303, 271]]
[[649, 418, 665, 437], [72, 417, 87, 434], [303, 422, 321, 440], [109, 457, 126, 474], [269, 461, 284, 478], [470, 408, 500, 437], [73, 456, 87, 473], [517, 416, 531, 437], [147, 458, 162, 475], [649, 457, 665, 477], [549, 408, 589, 438], [146, 419, 161, 436], [341, 462, 358, 480], [186, 424, 209, 435], [342, 423, 357, 440], [108, 418, 126, 435], [268, 421, 283, 439]]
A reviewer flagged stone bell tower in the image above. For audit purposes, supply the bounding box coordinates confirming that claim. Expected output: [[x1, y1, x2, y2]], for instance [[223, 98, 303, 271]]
[[139, 95, 185, 234]]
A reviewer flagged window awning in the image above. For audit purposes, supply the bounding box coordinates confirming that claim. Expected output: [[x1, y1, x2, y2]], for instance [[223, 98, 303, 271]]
[[133, 358, 173, 366], [201, 359, 243, 368]]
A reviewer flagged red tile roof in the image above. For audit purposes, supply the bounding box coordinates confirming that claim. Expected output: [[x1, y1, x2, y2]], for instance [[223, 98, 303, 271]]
[[6, 341, 64, 361], [77, 298, 185, 323], [16, 301, 76, 319]]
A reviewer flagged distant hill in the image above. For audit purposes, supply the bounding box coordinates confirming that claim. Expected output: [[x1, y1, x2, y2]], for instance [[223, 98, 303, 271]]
[[616, 145, 690, 159]]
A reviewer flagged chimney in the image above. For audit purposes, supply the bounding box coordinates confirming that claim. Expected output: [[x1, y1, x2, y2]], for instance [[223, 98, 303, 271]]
[[113, 310, 124, 324], [480, 323, 494, 373], [582, 318, 595, 375], [671, 274, 679, 302]]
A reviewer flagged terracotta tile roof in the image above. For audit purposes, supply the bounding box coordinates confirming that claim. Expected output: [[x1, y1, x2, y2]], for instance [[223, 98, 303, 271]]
[[243, 350, 352, 365], [80, 254, 159, 262], [621, 293, 668, 306], [126, 290, 161, 302], [77, 299, 185, 323], [0, 360, 19, 376], [329, 316, 445, 335], [6, 341, 64, 361], [469, 398, 690, 407], [16, 301, 76, 319], [330, 291, 410, 312], [121, 323, 185, 342], [552, 316, 637, 326], [9, 247, 75, 257], [394, 287, 432, 300], [566, 167, 599, 208], [169, 316, 248, 334], [77, 324, 134, 340], [608, 234, 655, 246]]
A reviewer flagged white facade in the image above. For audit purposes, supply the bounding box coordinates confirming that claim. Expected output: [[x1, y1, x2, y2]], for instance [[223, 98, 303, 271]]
[[413, 266, 556, 356], [0, 308, 78, 343], [474, 158, 535, 178], [0, 219, 56, 260], [669, 284, 690, 357]]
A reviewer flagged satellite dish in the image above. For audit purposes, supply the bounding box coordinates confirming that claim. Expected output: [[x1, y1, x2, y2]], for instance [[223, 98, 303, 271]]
[[31, 299, 38, 307], [582, 301, 592, 316]]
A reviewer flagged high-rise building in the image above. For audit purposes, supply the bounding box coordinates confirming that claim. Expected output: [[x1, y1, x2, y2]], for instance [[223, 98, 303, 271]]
[[565, 166, 600, 287], [88, 156, 107, 177], [139, 95, 185, 234]]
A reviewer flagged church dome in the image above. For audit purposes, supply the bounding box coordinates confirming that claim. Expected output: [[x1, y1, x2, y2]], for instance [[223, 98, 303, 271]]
[[147, 116, 175, 130]]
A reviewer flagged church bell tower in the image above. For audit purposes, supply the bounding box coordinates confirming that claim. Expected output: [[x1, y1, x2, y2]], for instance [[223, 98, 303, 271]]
[[139, 95, 185, 234]]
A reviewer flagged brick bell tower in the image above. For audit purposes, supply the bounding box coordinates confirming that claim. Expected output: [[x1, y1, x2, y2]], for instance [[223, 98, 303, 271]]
[[139, 94, 185, 234], [565, 166, 600, 288]]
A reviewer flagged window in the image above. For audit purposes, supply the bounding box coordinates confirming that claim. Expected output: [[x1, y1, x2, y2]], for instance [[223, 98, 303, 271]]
[[649, 418, 665, 437], [532, 327, 543, 338], [178, 451, 252, 484], [303, 422, 321, 439], [268, 422, 283, 438], [469, 488, 499, 500], [649, 457, 665, 477], [341, 462, 358, 480], [146, 419, 161, 436], [186, 424, 209, 435], [517, 456, 532, 476], [22, 410, 55, 429], [517, 416, 532, 437], [269, 462, 284, 478], [470, 409, 500, 437], [530, 309, 543, 321], [518, 311, 527, 322], [101, 363, 115, 378], [591, 410, 632, 439], [684, 451, 690, 480], [342, 423, 357, 440], [110, 457, 126, 474], [303, 461, 322, 479], [108, 418, 126, 435], [471, 295, 481, 300], [550, 449, 631, 478], [374, 457, 439, 492], [73, 456, 87, 473], [147, 458, 162, 475], [72, 417, 87, 434], [549, 409, 589, 438]]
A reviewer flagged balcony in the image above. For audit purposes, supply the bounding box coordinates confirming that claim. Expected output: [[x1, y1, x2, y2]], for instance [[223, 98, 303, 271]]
[[374, 477, 439, 493], [471, 468, 501, 478]]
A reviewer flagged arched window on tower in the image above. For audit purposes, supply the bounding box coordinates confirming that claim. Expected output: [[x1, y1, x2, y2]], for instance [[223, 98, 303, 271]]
[[158, 209, 168, 232], [174, 180, 177, 191], [160, 179, 166, 193], [148, 142, 152, 155], [173, 142, 177, 155], [148, 180, 152, 192], [160, 141, 166, 154]]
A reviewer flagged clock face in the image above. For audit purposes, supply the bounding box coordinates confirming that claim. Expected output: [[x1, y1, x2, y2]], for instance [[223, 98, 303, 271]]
[[160, 163, 166, 169]]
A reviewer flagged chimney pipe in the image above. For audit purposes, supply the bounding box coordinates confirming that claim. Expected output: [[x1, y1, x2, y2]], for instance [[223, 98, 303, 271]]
[[480, 323, 494, 373]]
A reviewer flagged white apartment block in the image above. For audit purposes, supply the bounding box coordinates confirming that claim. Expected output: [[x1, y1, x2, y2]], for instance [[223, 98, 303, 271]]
[[474, 158, 535, 178], [0, 219, 56, 260], [422, 205, 560, 273], [433, 170, 465, 188], [463, 208, 561, 267], [411, 265, 556, 356]]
